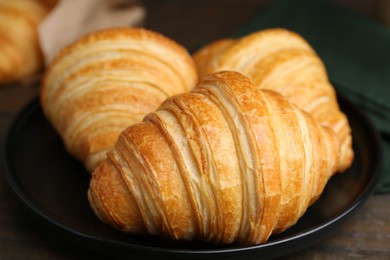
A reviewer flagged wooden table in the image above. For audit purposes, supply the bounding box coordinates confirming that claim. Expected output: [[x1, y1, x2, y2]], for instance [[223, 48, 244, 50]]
[[1, 0, 389, 259]]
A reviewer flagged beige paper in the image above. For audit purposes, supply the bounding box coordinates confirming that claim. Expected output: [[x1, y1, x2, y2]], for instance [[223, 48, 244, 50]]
[[38, 0, 146, 66]]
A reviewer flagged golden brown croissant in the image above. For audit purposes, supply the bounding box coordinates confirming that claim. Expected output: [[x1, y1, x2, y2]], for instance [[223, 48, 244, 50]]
[[88, 71, 340, 245], [40, 27, 197, 171], [0, 0, 57, 83], [193, 28, 353, 172]]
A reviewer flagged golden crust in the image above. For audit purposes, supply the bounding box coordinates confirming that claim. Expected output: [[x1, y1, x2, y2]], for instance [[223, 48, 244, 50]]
[[192, 38, 235, 77], [208, 28, 313, 74], [43, 27, 197, 94], [89, 71, 341, 245], [0, 0, 56, 83], [40, 27, 198, 171], [192, 28, 353, 172], [88, 155, 145, 233]]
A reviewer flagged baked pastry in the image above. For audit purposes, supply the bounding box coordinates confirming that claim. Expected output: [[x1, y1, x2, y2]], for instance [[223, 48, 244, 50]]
[[40, 27, 197, 171], [0, 0, 57, 83], [88, 71, 340, 245], [192, 38, 235, 77], [193, 28, 353, 172]]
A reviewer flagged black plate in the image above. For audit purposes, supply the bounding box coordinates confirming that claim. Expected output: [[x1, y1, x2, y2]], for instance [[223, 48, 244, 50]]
[[3, 94, 382, 260]]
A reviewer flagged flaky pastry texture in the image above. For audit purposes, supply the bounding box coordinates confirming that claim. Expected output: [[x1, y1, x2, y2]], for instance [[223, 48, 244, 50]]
[[193, 28, 353, 172], [0, 0, 57, 83], [40, 27, 197, 171], [88, 71, 340, 245]]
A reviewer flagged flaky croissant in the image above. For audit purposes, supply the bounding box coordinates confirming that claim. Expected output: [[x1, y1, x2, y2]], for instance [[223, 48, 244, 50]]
[[193, 28, 353, 172], [88, 71, 340, 245], [0, 0, 57, 83], [40, 27, 197, 171]]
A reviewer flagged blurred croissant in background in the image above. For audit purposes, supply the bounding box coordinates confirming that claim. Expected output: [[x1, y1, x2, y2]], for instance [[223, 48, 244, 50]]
[[89, 71, 341, 245], [193, 28, 353, 172], [0, 0, 57, 83], [40, 27, 198, 171]]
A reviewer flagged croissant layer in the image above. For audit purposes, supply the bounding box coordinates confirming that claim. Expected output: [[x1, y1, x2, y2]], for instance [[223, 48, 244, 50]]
[[89, 71, 340, 245], [40, 27, 197, 171], [0, 0, 57, 83], [193, 28, 353, 172]]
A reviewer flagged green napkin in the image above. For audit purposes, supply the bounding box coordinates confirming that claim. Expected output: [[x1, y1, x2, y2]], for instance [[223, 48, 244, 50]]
[[235, 0, 390, 193]]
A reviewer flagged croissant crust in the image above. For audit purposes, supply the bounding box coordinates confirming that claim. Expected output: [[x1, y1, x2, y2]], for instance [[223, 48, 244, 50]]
[[89, 71, 340, 245], [0, 0, 57, 83], [40, 27, 197, 171], [193, 28, 353, 172]]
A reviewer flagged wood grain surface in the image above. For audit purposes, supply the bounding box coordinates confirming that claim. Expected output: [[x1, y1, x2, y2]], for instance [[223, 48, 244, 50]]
[[0, 0, 389, 259]]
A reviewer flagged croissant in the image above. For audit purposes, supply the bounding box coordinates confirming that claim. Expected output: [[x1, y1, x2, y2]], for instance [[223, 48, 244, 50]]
[[40, 27, 197, 171], [0, 0, 57, 83], [193, 28, 353, 172], [88, 71, 340, 245]]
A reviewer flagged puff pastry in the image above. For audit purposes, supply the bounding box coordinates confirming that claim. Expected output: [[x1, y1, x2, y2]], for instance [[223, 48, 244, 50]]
[[88, 71, 340, 245], [193, 28, 353, 172], [0, 0, 57, 83], [40, 27, 197, 171]]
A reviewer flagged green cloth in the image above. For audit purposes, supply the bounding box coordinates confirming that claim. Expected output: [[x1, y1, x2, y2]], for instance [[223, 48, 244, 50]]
[[235, 0, 390, 193]]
